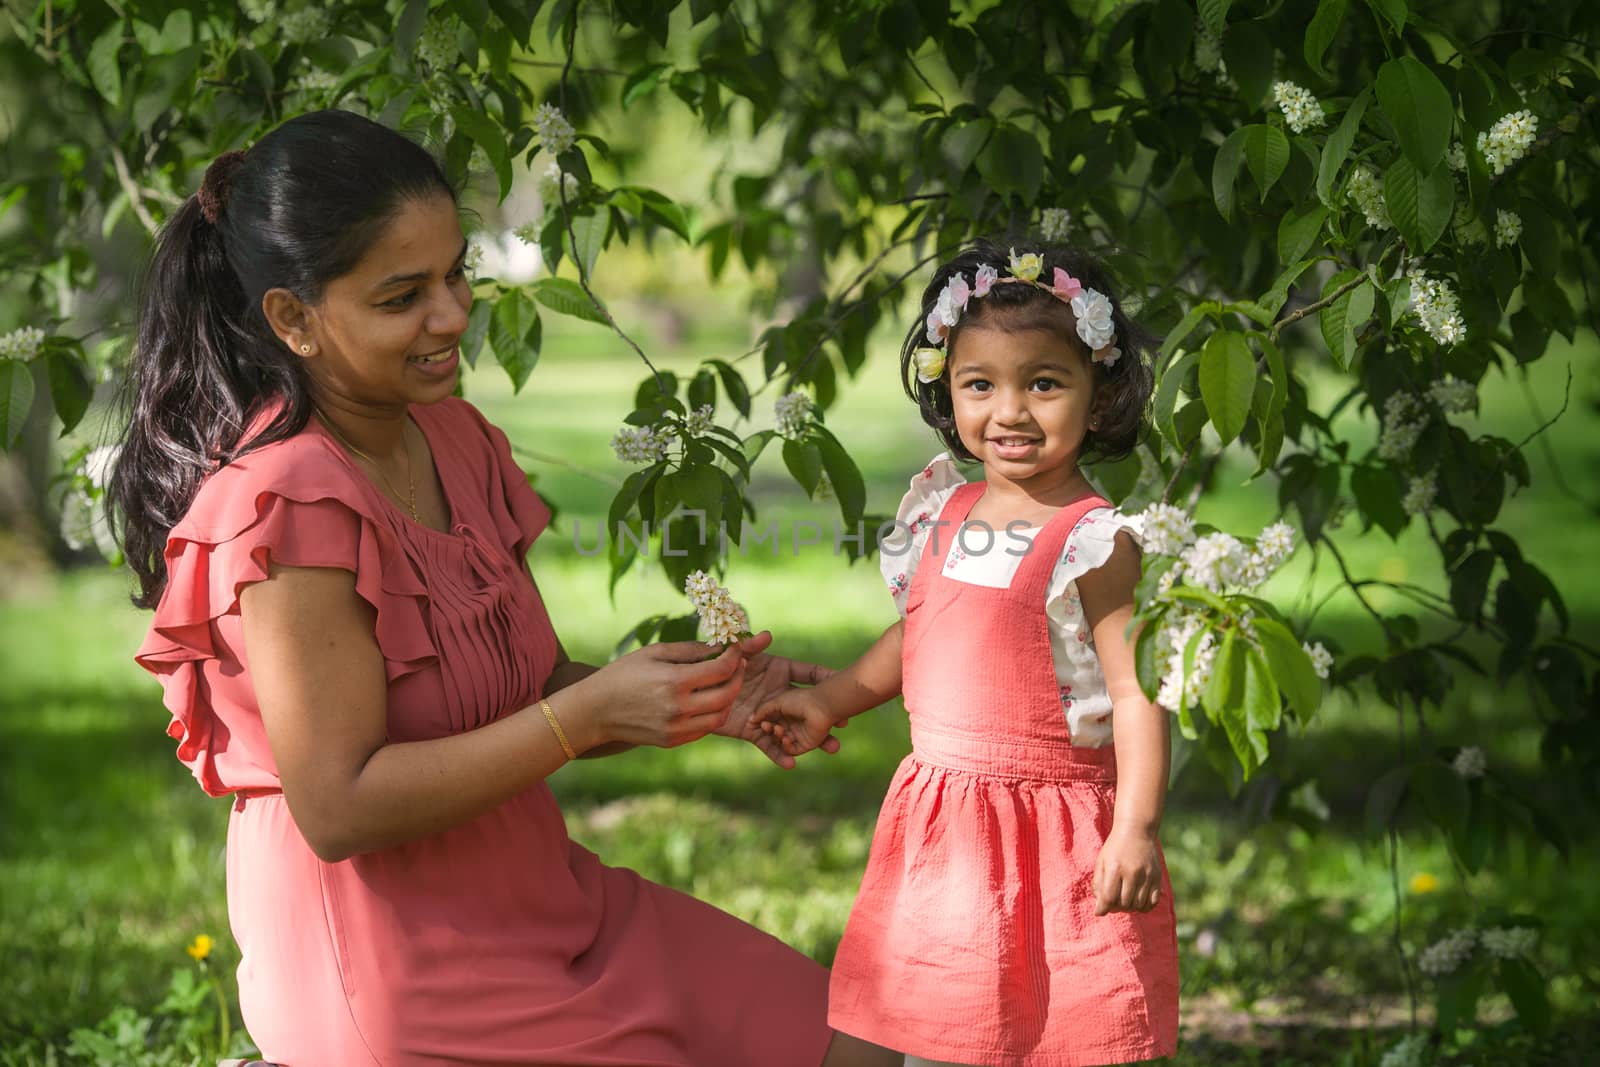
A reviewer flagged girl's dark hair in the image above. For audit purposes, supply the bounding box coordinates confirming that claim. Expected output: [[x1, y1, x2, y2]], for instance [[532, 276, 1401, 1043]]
[[108, 110, 454, 608], [899, 237, 1155, 465]]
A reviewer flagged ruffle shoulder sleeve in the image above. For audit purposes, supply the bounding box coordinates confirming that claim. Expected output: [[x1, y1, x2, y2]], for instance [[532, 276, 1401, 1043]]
[[133, 431, 437, 795], [878, 452, 966, 617], [1043, 507, 1146, 653]]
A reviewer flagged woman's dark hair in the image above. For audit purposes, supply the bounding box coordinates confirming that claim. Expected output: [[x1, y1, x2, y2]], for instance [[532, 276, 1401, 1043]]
[[899, 237, 1155, 465], [108, 110, 455, 608]]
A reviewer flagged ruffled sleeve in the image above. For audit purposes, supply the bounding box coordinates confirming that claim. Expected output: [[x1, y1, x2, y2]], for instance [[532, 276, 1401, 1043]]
[[878, 453, 966, 617], [133, 434, 437, 796], [1043, 507, 1145, 650]]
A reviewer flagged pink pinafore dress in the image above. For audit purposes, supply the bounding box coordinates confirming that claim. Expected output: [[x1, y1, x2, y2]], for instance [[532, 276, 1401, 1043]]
[[828, 484, 1179, 1066]]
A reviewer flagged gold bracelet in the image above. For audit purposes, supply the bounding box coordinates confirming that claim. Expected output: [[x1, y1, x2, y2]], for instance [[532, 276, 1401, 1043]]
[[540, 699, 577, 760]]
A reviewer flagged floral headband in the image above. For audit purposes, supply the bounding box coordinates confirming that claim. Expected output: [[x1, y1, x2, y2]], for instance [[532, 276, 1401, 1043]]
[[914, 248, 1122, 383]]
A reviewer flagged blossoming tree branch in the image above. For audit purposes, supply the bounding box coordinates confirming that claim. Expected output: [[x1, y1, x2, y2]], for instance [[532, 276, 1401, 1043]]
[[1, 0, 1595, 1045]]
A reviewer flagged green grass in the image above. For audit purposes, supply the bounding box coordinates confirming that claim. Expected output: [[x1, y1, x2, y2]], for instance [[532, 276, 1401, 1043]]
[[3, 309, 1598, 1063]]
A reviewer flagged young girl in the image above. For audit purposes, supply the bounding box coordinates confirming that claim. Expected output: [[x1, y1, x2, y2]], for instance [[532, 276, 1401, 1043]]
[[757, 240, 1177, 1067]]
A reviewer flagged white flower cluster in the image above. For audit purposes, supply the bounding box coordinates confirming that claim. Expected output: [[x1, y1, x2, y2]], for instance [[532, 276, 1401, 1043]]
[[1402, 472, 1438, 516], [1303, 641, 1333, 680], [684, 404, 715, 437], [1140, 503, 1196, 557], [1346, 166, 1391, 230], [296, 69, 340, 93], [539, 163, 580, 207], [463, 240, 484, 275], [685, 569, 750, 647], [610, 425, 671, 465], [0, 326, 45, 362], [1184, 532, 1250, 591], [1417, 928, 1477, 976], [534, 102, 577, 157], [814, 471, 835, 502], [1378, 392, 1427, 461], [239, 0, 276, 22], [1040, 208, 1071, 242], [1480, 926, 1537, 960], [82, 444, 120, 491], [416, 17, 459, 71], [774, 391, 812, 440], [279, 5, 329, 43], [1248, 521, 1296, 586], [513, 222, 540, 245], [1427, 377, 1475, 415], [1193, 19, 1227, 78], [1494, 209, 1522, 248], [1452, 745, 1487, 779], [1477, 110, 1537, 176], [1408, 270, 1466, 346], [1155, 613, 1215, 712], [1379, 1033, 1431, 1067], [1272, 81, 1326, 134], [1446, 142, 1468, 172]]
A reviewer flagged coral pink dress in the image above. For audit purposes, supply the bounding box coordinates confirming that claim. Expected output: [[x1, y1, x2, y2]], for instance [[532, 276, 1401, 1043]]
[[135, 397, 830, 1067], [828, 483, 1179, 1067]]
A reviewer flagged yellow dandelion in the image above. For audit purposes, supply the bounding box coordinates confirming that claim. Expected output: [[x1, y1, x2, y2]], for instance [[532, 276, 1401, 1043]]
[[1409, 873, 1440, 895], [186, 933, 215, 961]]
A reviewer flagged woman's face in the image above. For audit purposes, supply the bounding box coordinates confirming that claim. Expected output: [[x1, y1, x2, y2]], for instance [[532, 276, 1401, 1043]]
[[298, 192, 471, 413]]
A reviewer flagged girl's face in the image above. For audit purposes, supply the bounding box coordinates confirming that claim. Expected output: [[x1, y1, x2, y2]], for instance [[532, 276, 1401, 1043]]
[[297, 192, 471, 413], [947, 324, 1095, 496]]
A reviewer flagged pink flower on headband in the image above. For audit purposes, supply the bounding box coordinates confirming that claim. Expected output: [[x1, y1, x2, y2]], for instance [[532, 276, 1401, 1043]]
[[1050, 268, 1083, 302], [973, 264, 998, 297], [948, 273, 971, 308]]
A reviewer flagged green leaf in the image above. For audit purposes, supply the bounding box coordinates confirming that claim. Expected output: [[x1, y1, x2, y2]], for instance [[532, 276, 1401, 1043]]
[[1199, 330, 1255, 446], [1243, 124, 1290, 202], [1304, 0, 1349, 79], [977, 125, 1045, 203], [1277, 201, 1328, 264], [1160, 304, 1213, 362], [1350, 464, 1406, 537], [1205, 631, 1260, 776], [395, 0, 431, 63], [1244, 645, 1282, 735], [622, 63, 671, 108], [1316, 85, 1371, 206], [1383, 156, 1454, 253], [1450, 548, 1496, 621], [1220, 21, 1273, 108], [1252, 617, 1322, 720], [1411, 758, 1469, 846], [1154, 349, 1201, 449], [942, 118, 994, 174], [0, 360, 36, 448], [1364, 765, 1411, 836], [1134, 614, 1164, 702], [1436, 966, 1486, 1034], [814, 428, 866, 527], [489, 291, 542, 391], [1366, 0, 1407, 35], [1376, 56, 1452, 173], [781, 438, 823, 495], [531, 277, 608, 324], [88, 24, 124, 107], [709, 359, 751, 417], [1211, 127, 1249, 221], [460, 298, 493, 368], [450, 105, 512, 200], [1317, 268, 1362, 368], [46, 351, 92, 435], [1197, 0, 1232, 36], [570, 211, 608, 280]]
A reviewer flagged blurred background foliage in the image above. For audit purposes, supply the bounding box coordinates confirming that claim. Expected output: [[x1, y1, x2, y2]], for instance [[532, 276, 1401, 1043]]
[[1, 0, 1598, 1063]]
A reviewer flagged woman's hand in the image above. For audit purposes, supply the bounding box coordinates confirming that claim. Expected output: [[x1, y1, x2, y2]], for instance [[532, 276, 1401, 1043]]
[[1093, 825, 1163, 915], [564, 641, 748, 752], [715, 631, 841, 768]]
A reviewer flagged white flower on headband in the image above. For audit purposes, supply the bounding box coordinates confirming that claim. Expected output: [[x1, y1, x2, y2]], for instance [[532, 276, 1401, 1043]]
[[1071, 289, 1116, 350], [925, 272, 972, 345], [974, 263, 998, 296], [913, 347, 946, 383], [1007, 248, 1044, 282]]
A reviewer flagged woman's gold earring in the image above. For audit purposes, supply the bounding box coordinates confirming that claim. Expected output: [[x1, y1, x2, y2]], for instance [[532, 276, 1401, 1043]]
[[299, 343, 311, 354]]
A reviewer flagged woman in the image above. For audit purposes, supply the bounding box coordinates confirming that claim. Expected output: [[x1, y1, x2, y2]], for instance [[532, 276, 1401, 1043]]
[[109, 110, 895, 1067]]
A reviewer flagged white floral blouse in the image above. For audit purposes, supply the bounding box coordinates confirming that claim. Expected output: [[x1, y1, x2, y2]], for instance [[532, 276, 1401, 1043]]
[[879, 453, 1145, 747]]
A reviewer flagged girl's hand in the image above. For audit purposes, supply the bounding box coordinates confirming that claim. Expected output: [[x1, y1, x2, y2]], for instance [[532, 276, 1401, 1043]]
[[752, 688, 842, 761], [568, 641, 748, 751], [1093, 826, 1163, 915], [714, 631, 842, 768]]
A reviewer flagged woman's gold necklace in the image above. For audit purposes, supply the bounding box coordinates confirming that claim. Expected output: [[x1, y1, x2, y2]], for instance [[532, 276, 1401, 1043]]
[[317, 412, 419, 522]]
